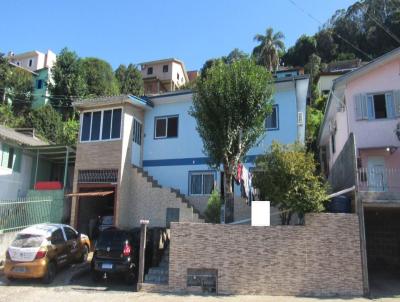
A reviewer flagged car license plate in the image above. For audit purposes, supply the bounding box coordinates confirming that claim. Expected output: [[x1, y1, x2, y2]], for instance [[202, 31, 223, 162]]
[[102, 263, 113, 269], [12, 267, 27, 273]]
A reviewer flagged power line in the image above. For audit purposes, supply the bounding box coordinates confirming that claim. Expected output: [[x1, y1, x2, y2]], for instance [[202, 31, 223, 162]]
[[362, 4, 400, 45], [287, 0, 374, 60]]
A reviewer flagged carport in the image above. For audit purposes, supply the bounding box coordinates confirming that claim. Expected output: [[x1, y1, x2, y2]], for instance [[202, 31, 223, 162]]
[[67, 184, 116, 239], [364, 205, 400, 297]]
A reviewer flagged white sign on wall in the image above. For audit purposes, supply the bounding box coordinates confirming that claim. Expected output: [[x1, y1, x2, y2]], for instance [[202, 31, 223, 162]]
[[251, 201, 270, 226]]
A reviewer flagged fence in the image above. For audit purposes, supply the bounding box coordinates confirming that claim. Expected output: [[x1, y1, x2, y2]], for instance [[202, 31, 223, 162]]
[[0, 190, 64, 233], [357, 167, 400, 192], [0, 197, 52, 232]]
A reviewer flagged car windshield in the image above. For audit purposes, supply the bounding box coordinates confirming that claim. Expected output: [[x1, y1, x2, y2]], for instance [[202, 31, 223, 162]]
[[11, 234, 44, 248], [97, 231, 128, 248]]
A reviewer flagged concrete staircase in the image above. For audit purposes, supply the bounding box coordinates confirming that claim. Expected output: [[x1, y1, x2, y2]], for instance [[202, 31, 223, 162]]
[[133, 166, 205, 223], [144, 246, 169, 284]]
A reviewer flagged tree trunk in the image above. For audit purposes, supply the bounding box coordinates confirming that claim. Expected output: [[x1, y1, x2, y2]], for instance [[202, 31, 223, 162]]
[[223, 168, 234, 223], [280, 210, 292, 225]]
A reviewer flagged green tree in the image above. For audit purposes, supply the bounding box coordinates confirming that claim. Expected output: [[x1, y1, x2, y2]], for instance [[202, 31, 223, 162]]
[[315, 29, 338, 62], [191, 58, 274, 222], [204, 189, 222, 223], [0, 53, 11, 104], [253, 27, 285, 71], [7, 67, 34, 115], [58, 118, 79, 146], [50, 48, 87, 119], [25, 105, 63, 143], [253, 142, 329, 225], [283, 35, 317, 67], [226, 48, 248, 64], [81, 57, 119, 97], [0, 104, 25, 128], [115, 64, 144, 95]]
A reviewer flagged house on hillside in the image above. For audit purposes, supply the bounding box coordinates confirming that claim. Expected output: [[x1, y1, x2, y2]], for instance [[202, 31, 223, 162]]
[[316, 59, 365, 96], [139, 58, 190, 94], [318, 47, 400, 282], [69, 71, 309, 233], [7, 50, 56, 108], [0, 125, 75, 200]]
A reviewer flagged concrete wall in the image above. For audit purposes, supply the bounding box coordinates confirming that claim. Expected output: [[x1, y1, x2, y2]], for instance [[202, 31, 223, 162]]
[[328, 133, 356, 192], [169, 213, 364, 296]]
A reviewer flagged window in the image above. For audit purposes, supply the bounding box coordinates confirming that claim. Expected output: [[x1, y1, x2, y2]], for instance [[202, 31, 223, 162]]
[[51, 229, 65, 245], [101, 110, 112, 140], [189, 171, 215, 195], [90, 111, 101, 140], [36, 79, 43, 89], [154, 116, 178, 138], [266, 105, 278, 130], [177, 73, 180, 80], [29, 59, 33, 67], [133, 119, 142, 145], [355, 92, 399, 120], [0, 144, 21, 172], [7, 147, 14, 169], [81, 108, 122, 142], [331, 133, 336, 154], [163, 65, 168, 72], [81, 112, 91, 141], [64, 227, 78, 240], [147, 67, 153, 75]]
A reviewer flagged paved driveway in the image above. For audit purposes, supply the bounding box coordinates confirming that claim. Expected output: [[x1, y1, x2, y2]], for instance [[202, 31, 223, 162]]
[[1, 265, 400, 302]]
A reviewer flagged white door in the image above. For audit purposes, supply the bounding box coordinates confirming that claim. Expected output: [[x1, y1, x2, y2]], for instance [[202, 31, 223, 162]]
[[367, 156, 387, 192], [132, 118, 142, 167]]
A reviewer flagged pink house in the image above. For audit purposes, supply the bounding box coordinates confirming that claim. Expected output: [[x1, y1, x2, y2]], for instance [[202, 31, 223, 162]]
[[318, 47, 400, 283], [319, 47, 400, 195]]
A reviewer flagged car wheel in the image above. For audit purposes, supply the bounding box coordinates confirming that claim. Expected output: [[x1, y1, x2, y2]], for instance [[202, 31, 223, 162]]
[[42, 262, 56, 284], [79, 244, 89, 263], [124, 271, 135, 284], [6, 276, 15, 283]]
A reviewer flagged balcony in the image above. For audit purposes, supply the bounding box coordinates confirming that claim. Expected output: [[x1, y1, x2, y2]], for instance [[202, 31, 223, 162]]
[[357, 167, 400, 202]]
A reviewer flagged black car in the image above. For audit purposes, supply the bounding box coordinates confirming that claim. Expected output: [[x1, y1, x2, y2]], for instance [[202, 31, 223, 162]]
[[91, 229, 138, 283]]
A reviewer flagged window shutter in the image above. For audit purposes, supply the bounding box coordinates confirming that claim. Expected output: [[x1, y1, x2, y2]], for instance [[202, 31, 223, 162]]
[[367, 95, 375, 120], [393, 90, 400, 117], [386, 92, 395, 118], [13, 149, 22, 172], [1, 144, 9, 168], [354, 94, 363, 120], [361, 94, 369, 120]]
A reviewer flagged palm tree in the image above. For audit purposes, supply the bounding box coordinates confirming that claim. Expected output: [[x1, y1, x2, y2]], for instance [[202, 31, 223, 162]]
[[253, 28, 285, 71]]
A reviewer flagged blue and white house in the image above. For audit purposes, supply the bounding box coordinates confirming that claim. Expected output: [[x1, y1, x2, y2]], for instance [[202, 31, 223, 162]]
[[71, 69, 309, 228], [142, 73, 309, 219]]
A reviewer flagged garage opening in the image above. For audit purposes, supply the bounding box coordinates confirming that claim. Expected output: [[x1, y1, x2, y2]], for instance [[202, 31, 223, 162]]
[[365, 207, 400, 296], [75, 186, 116, 239]]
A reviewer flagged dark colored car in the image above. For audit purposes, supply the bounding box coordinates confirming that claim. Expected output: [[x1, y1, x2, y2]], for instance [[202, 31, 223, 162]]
[[91, 229, 138, 283]]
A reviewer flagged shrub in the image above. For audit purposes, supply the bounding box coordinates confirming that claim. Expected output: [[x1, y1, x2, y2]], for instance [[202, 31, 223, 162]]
[[204, 189, 222, 223]]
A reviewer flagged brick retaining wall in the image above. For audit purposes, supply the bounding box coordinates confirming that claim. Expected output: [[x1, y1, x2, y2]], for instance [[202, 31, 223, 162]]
[[168, 213, 364, 296]]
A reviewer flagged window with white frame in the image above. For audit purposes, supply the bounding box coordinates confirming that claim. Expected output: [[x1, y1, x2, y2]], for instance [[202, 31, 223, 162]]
[[265, 105, 279, 130], [154, 115, 178, 139], [189, 171, 215, 195], [355, 91, 400, 120], [81, 108, 122, 142]]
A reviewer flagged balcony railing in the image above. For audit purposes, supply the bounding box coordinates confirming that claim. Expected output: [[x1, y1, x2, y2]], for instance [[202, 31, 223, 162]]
[[357, 168, 400, 193]]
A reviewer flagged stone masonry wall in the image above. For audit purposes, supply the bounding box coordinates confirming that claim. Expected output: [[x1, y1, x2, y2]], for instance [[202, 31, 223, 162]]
[[169, 213, 364, 296]]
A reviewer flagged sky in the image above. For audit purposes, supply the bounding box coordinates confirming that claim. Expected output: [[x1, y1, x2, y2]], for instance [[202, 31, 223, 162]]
[[1, 0, 356, 71]]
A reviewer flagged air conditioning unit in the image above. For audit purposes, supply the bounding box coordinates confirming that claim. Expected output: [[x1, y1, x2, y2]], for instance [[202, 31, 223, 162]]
[[297, 112, 304, 125], [336, 103, 345, 112]]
